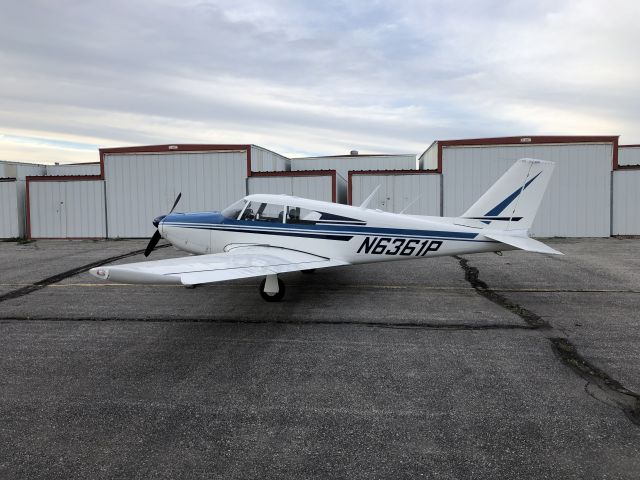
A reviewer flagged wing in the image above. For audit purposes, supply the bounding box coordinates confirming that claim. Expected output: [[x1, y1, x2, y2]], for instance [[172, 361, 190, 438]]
[[89, 244, 349, 285]]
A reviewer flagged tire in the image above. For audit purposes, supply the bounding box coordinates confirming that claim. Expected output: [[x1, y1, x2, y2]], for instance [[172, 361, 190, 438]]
[[259, 278, 286, 302]]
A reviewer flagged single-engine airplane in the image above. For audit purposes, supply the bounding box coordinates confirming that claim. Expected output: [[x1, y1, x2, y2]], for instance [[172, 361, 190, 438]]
[[90, 158, 561, 301]]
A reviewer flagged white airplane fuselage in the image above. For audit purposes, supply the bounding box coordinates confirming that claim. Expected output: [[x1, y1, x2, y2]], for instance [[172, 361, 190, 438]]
[[90, 160, 560, 301], [160, 194, 510, 264]]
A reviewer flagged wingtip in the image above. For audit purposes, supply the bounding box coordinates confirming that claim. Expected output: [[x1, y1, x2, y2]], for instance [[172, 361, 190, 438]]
[[89, 267, 110, 280]]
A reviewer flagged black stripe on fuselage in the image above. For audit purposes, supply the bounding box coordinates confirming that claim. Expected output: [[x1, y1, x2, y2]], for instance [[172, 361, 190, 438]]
[[466, 216, 523, 221]]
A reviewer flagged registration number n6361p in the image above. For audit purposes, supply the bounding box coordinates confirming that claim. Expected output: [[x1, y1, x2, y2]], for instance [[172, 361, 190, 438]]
[[356, 237, 442, 256]]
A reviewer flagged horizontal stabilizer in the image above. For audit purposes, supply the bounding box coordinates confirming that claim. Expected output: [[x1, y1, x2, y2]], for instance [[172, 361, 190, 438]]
[[484, 233, 563, 255]]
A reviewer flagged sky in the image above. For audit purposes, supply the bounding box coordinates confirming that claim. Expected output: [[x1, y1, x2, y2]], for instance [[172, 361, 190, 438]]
[[1, 0, 639, 164]]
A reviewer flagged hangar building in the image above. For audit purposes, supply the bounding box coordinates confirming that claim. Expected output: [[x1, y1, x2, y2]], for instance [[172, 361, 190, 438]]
[[420, 136, 616, 237], [1, 136, 639, 239]]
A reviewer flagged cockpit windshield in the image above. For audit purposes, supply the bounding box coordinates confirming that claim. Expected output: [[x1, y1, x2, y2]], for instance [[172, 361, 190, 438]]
[[221, 199, 248, 219]]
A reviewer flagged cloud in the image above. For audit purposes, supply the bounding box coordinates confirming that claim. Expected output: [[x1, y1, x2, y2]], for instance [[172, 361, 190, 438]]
[[0, 0, 638, 164]]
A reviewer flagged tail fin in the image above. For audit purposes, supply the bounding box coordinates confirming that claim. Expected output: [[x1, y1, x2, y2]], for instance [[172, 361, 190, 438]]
[[461, 158, 554, 231]]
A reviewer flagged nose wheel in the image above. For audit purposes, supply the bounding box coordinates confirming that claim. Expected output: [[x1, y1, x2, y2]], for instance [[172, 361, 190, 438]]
[[260, 275, 285, 302]]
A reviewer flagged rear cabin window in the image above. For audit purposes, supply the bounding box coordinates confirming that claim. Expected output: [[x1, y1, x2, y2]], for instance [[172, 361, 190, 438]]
[[286, 207, 321, 224], [286, 206, 366, 225]]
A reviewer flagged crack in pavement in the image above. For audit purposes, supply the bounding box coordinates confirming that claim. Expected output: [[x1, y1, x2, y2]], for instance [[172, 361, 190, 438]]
[[455, 255, 640, 426], [3, 245, 637, 424], [0, 316, 534, 330], [455, 256, 549, 328], [550, 338, 640, 425], [0, 245, 169, 304]]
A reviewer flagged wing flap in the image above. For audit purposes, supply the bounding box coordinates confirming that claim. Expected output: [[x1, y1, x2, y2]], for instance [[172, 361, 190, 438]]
[[180, 258, 345, 285], [483, 233, 563, 255]]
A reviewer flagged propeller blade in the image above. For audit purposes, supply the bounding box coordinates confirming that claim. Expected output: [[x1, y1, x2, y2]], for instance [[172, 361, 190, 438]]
[[145, 193, 181, 257], [144, 230, 162, 257], [169, 192, 182, 214]]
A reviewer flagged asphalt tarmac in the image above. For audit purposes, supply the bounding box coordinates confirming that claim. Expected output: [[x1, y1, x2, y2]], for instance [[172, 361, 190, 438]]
[[0, 238, 639, 479]]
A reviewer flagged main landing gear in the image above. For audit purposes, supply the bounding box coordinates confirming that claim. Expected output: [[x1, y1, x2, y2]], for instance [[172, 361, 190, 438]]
[[259, 274, 286, 302]]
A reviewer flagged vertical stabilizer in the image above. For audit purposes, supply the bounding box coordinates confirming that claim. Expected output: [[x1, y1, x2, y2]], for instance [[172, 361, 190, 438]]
[[461, 158, 554, 231]]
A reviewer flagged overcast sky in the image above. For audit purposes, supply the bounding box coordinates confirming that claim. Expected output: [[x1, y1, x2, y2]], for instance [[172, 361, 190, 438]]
[[1, 0, 639, 164]]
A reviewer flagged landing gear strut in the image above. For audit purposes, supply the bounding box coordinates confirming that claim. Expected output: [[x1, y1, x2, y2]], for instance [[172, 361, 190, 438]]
[[259, 275, 285, 302]]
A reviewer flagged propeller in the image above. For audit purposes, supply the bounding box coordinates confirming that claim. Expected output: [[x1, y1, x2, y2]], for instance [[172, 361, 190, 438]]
[[144, 192, 181, 257]]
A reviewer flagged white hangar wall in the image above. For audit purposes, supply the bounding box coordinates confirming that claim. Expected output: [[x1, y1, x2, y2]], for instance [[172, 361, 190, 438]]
[[104, 149, 248, 237], [438, 139, 615, 237], [612, 169, 640, 235], [349, 172, 441, 216], [419, 144, 438, 170], [6, 139, 632, 239], [28, 180, 106, 238], [0, 162, 47, 238], [46, 163, 101, 176], [0, 180, 20, 238], [250, 146, 291, 172], [0, 161, 46, 179], [292, 154, 417, 180], [618, 146, 640, 167], [248, 172, 336, 202]]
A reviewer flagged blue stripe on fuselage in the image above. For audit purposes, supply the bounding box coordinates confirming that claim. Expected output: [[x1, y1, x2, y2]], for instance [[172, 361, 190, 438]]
[[163, 212, 483, 242]]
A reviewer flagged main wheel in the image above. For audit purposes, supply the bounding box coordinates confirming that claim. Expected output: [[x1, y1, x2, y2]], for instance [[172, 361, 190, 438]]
[[259, 278, 286, 302]]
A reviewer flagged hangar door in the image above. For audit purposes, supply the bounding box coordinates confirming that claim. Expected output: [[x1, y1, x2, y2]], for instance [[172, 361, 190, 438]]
[[104, 151, 247, 237], [29, 180, 106, 238]]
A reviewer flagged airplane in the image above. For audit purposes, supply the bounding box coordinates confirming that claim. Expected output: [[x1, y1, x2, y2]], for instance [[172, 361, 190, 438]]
[[90, 158, 562, 301]]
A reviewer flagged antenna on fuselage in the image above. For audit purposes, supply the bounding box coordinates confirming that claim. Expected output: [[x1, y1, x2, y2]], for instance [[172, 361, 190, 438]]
[[359, 184, 381, 210], [400, 195, 421, 214]]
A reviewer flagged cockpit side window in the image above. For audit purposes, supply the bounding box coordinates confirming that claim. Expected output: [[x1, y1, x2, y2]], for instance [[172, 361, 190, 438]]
[[241, 202, 285, 223]]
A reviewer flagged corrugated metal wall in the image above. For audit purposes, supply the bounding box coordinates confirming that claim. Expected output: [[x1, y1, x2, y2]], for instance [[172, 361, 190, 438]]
[[0, 164, 47, 238], [46, 163, 101, 176], [441, 144, 613, 237], [29, 180, 106, 238], [0, 180, 19, 238], [612, 170, 640, 235], [16, 164, 47, 179], [350, 174, 441, 215], [104, 151, 247, 237], [0, 161, 16, 178], [250, 146, 291, 172], [292, 154, 417, 179], [619, 147, 640, 167], [248, 175, 334, 203], [0, 161, 46, 179], [419, 143, 438, 170]]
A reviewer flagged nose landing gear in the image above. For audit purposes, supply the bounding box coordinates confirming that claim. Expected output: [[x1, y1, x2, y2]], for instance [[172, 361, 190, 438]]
[[259, 274, 285, 302]]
